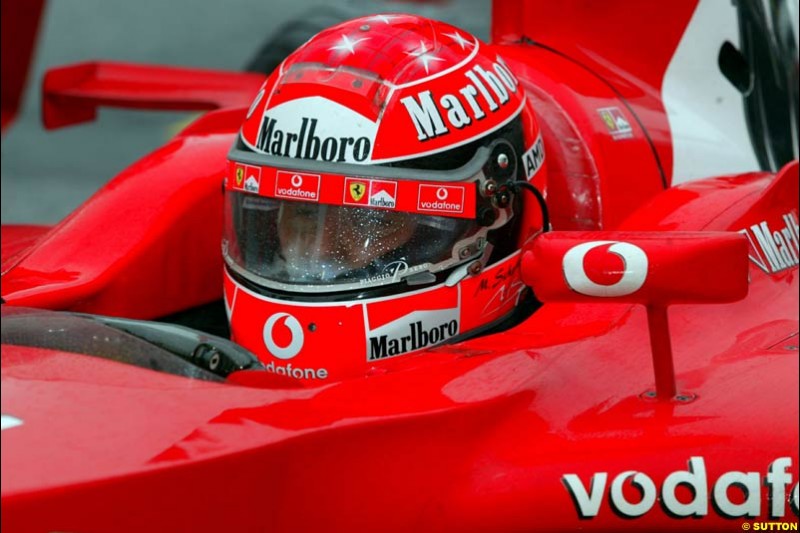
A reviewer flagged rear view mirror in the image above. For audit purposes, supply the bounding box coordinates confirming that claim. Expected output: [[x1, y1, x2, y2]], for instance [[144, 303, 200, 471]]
[[521, 231, 749, 305], [520, 231, 749, 400]]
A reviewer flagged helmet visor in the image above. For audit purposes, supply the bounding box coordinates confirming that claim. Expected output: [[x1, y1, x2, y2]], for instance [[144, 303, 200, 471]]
[[223, 193, 482, 293]]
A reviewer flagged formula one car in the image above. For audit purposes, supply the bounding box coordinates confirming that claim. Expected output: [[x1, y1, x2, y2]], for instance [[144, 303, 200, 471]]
[[2, 1, 798, 531]]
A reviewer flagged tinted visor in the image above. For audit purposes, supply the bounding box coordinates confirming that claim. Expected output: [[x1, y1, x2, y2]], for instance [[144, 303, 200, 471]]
[[223, 193, 481, 293], [224, 138, 519, 293]]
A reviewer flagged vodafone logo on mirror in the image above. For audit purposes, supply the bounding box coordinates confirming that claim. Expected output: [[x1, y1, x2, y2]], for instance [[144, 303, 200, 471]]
[[562, 241, 648, 297]]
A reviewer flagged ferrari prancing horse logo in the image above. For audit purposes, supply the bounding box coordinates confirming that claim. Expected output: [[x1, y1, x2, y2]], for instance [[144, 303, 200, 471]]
[[235, 166, 245, 186], [349, 181, 367, 202]]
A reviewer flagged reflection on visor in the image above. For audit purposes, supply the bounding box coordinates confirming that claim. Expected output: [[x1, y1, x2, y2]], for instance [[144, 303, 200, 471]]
[[223, 193, 483, 292], [276, 202, 417, 282]]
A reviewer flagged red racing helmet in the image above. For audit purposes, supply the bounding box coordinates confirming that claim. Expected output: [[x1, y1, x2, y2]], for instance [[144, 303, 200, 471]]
[[223, 13, 547, 383]]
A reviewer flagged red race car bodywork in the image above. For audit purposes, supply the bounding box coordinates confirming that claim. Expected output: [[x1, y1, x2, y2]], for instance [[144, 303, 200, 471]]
[[1, 1, 798, 531]]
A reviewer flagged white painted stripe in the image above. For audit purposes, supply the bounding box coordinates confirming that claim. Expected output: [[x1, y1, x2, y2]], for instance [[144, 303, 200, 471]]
[[661, 0, 760, 184]]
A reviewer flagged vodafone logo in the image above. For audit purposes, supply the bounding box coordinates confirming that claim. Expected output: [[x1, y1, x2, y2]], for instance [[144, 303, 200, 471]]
[[418, 184, 465, 214], [275, 171, 321, 202], [564, 456, 800, 519], [563, 241, 648, 297], [263, 312, 304, 360]]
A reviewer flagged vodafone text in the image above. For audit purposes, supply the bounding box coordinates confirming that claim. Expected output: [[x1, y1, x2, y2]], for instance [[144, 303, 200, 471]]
[[400, 58, 519, 141], [417, 184, 465, 214], [257, 117, 371, 162], [274, 171, 320, 202], [369, 319, 458, 360], [563, 457, 799, 519], [419, 200, 461, 211], [264, 361, 328, 380]]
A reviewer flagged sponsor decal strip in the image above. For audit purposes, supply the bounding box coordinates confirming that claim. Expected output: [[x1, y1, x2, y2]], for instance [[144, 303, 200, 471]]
[[228, 162, 477, 219]]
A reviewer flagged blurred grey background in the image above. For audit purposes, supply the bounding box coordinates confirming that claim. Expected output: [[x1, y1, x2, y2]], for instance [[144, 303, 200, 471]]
[[1, 0, 490, 224]]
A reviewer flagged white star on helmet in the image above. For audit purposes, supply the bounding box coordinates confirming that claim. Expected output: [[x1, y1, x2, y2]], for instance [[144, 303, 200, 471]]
[[405, 40, 445, 74], [329, 34, 369, 55]]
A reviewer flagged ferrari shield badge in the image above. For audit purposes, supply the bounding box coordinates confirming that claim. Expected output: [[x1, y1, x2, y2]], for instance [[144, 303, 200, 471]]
[[349, 181, 367, 202], [597, 106, 633, 140]]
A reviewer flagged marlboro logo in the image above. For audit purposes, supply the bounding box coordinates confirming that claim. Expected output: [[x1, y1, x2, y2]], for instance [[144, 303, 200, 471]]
[[343, 178, 397, 209], [257, 117, 372, 163], [367, 306, 460, 361], [275, 171, 321, 202], [234, 163, 262, 193], [739, 211, 800, 274], [367, 180, 397, 209], [399, 58, 519, 142], [417, 184, 465, 214]]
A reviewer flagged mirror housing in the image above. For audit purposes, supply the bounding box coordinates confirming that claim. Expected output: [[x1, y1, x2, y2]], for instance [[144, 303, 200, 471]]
[[521, 231, 750, 400], [521, 231, 749, 305]]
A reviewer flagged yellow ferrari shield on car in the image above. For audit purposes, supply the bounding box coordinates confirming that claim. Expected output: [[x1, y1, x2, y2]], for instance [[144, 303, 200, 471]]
[[349, 181, 366, 202]]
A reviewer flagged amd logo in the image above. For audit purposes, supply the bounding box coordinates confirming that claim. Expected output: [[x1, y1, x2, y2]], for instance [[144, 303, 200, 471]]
[[523, 133, 545, 180]]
